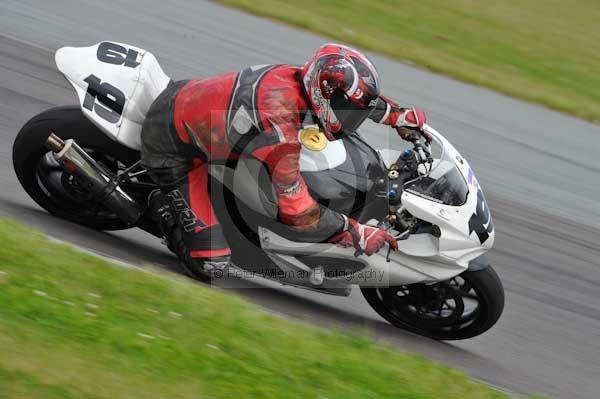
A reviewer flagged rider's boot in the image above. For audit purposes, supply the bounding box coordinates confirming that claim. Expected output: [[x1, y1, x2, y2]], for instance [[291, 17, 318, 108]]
[[178, 249, 230, 283], [148, 189, 230, 282], [148, 189, 179, 253]]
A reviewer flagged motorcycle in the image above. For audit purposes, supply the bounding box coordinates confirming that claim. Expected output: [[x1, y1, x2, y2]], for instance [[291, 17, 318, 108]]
[[12, 42, 504, 340]]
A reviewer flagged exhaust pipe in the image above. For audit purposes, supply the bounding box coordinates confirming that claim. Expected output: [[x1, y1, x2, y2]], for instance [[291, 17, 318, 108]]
[[46, 133, 143, 225]]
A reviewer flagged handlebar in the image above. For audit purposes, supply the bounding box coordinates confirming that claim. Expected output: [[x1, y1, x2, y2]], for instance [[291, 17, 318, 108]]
[[401, 141, 432, 167]]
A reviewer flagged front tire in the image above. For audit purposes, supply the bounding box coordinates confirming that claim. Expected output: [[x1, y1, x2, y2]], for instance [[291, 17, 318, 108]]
[[12, 106, 140, 230], [361, 266, 505, 340]]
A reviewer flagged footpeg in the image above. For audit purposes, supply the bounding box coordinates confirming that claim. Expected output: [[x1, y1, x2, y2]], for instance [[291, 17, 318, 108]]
[[309, 266, 324, 286]]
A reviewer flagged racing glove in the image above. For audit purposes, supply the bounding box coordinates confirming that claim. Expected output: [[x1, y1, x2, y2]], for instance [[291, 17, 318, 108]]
[[328, 216, 398, 256], [395, 107, 431, 144]]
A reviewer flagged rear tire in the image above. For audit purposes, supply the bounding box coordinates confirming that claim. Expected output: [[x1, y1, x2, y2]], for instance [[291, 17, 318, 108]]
[[361, 266, 504, 340], [12, 106, 140, 230]]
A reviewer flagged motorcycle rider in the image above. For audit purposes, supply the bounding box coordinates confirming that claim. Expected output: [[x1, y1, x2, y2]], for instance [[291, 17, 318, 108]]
[[141, 43, 428, 279]]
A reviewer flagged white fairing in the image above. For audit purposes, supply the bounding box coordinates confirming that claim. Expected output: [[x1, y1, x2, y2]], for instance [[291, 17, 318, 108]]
[[261, 124, 494, 289], [399, 124, 494, 268], [55, 42, 171, 149], [259, 227, 470, 288], [299, 138, 347, 172]]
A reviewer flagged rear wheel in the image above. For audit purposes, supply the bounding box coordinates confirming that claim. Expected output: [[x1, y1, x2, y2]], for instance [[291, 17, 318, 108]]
[[12, 106, 141, 230], [361, 266, 504, 340]]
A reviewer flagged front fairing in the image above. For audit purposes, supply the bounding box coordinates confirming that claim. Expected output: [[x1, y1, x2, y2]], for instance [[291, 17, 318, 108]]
[[397, 125, 495, 266], [300, 126, 495, 268]]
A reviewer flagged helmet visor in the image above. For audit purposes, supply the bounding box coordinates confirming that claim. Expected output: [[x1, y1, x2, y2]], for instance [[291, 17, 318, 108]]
[[329, 90, 376, 137]]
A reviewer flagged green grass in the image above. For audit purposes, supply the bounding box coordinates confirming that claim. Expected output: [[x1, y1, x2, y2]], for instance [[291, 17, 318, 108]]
[[0, 218, 507, 399], [218, 0, 600, 122]]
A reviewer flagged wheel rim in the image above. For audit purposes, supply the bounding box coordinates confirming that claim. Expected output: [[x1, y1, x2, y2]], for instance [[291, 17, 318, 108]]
[[35, 147, 123, 221], [375, 275, 483, 331]]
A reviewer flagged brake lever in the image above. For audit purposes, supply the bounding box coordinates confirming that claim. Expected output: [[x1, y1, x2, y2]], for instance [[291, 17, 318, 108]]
[[418, 147, 427, 163], [413, 142, 428, 164], [385, 229, 410, 262], [348, 224, 364, 258], [424, 143, 433, 163]]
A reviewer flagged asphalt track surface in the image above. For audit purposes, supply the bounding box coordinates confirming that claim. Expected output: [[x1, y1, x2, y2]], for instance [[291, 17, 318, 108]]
[[1, 1, 599, 398]]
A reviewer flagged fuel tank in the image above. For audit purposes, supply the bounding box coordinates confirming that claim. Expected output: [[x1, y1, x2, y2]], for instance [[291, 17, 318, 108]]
[[209, 134, 389, 228], [301, 134, 389, 221]]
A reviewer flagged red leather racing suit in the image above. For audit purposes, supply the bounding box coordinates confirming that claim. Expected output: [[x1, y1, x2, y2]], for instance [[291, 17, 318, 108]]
[[141, 64, 408, 262]]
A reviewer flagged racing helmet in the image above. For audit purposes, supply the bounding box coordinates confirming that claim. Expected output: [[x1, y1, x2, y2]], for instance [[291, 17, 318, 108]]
[[301, 43, 381, 140]]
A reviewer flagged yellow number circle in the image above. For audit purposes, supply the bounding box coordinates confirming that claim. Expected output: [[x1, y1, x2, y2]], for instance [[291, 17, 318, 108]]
[[299, 127, 328, 151]]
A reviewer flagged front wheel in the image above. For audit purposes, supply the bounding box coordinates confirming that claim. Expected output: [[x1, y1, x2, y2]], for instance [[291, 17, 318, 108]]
[[361, 266, 505, 340]]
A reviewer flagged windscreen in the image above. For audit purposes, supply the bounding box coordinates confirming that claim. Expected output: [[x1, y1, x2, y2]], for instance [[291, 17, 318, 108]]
[[405, 160, 469, 206]]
